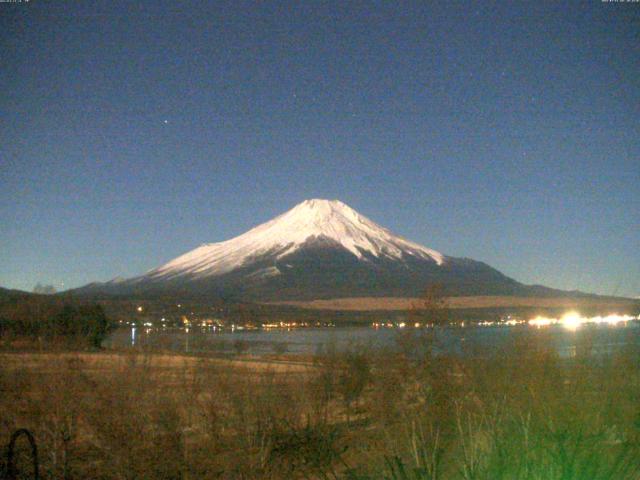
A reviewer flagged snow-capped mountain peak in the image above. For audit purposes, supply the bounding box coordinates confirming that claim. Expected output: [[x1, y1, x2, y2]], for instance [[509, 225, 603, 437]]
[[144, 199, 444, 281]]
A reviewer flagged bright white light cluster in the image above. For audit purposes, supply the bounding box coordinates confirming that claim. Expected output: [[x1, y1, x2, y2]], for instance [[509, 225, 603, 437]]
[[528, 312, 638, 330]]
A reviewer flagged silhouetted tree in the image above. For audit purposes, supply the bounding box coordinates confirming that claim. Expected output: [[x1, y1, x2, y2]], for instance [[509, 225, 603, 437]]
[[409, 283, 449, 327], [0, 297, 113, 348]]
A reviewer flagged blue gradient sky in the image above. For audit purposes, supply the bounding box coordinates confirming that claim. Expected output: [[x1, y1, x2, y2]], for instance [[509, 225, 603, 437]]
[[1, 1, 638, 296]]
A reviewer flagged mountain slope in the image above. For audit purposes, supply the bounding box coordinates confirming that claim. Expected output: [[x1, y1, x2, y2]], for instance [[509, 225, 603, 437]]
[[146, 199, 444, 281], [0, 286, 34, 304], [72, 199, 566, 301]]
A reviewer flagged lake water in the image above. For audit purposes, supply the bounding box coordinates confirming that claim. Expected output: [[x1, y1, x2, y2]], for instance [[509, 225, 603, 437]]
[[105, 321, 640, 358]]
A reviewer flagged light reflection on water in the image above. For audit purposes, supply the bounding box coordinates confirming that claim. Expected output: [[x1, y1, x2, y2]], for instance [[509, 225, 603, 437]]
[[108, 321, 640, 358]]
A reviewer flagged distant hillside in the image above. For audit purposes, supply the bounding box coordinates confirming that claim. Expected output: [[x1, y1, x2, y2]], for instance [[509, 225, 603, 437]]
[[0, 286, 33, 304]]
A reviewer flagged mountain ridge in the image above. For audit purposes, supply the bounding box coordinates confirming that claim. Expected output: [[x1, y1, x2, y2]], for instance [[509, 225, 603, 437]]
[[140, 199, 444, 283], [69, 199, 612, 302]]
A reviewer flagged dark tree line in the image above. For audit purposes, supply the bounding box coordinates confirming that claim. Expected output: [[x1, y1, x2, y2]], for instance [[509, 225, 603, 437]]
[[0, 296, 114, 348]]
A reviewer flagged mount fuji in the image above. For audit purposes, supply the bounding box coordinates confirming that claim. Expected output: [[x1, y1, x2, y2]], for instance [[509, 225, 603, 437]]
[[74, 199, 558, 301]]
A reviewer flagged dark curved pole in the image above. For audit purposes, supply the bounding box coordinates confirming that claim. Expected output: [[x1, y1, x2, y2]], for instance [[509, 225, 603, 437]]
[[6, 429, 39, 480]]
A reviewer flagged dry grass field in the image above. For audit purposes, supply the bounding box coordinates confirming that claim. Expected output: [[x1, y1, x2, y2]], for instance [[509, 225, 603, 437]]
[[268, 295, 638, 312], [0, 350, 312, 375], [2, 330, 640, 479]]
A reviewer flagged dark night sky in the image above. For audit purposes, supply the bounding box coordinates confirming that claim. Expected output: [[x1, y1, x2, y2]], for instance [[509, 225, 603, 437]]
[[1, 0, 638, 296]]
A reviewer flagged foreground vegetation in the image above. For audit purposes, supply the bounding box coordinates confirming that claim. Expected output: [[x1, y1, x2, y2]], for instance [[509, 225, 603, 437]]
[[1, 326, 639, 479]]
